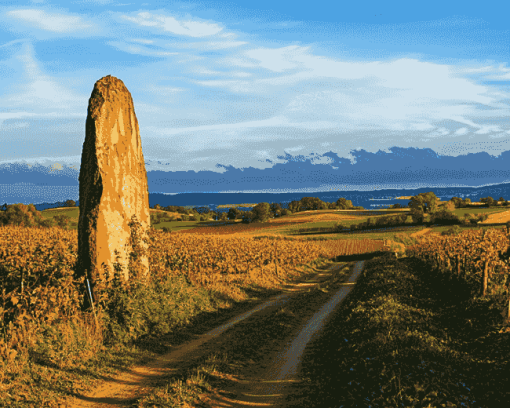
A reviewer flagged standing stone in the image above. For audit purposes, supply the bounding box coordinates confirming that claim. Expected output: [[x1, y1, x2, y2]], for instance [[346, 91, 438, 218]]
[[77, 75, 150, 304]]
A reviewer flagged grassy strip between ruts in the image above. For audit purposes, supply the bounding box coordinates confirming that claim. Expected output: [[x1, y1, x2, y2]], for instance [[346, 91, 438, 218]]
[[295, 254, 510, 408], [134, 261, 355, 407]]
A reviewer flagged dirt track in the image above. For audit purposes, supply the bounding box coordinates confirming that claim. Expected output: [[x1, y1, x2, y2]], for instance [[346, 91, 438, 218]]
[[479, 209, 510, 224], [67, 260, 365, 407]]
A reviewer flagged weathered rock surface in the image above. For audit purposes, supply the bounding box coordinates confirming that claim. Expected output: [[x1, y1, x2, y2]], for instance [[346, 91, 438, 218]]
[[77, 75, 150, 301]]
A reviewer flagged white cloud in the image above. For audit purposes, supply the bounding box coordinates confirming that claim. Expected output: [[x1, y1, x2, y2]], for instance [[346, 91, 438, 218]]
[[130, 38, 154, 44], [244, 45, 309, 72], [122, 12, 223, 37], [165, 40, 247, 50], [455, 127, 469, 135], [2, 121, 29, 129], [208, 45, 508, 134], [193, 79, 251, 93], [427, 127, 450, 138], [219, 32, 237, 39], [0, 42, 85, 121], [451, 117, 480, 128], [409, 122, 435, 131], [206, 41, 247, 50], [220, 56, 258, 68], [107, 41, 178, 57], [232, 72, 251, 78], [475, 125, 502, 134], [7, 9, 92, 33], [192, 68, 251, 78], [488, 133, 507, 139], [144, 115, 337, 137], [0, 111, 83, 127]]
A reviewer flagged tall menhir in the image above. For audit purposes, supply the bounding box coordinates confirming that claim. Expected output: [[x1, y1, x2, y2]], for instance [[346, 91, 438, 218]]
[[77, 75, 150, 308]]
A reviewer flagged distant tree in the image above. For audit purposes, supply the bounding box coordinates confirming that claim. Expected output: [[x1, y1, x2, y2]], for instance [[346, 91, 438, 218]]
[[269, 202, 283, 218], [219, 212, 228, 221], [408, 192, 439, 224], [480, 197, 495, 207], [251, 202, 271, 223], [336, 197, 354, 209], [328, 202, 337, 209], [366, 218, 377, 229], [64, 200, 76, 207], [445, 201, 456, 212], [462, 198, 471, 207], [241, 210, 254, 223], [227, 207, 242, 220], [154, 204, 162, 210], [0, 203, 47, 228], [0, 203, 7, 212], [430, 203, 461, 225], [300, 197, 325, 211], [287, 200, 302, 213], [281, 209, 292, 216], [499, 197, 505, 203], [450, 197, 463, 208], [408, 192, 440, 214], [193, 206, 211, 215], [391, 203, 402, 209]]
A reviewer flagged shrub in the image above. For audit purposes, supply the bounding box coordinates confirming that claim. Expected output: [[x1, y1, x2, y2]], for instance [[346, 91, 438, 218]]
[[392, 233, 418, 246], [53, 214, 71, 230], [0, 203, 47, 228], [429, 209, 461, 225], [99, 272, 212, 346], [333, 222, 348, 232], [441, 225, 461, 236]]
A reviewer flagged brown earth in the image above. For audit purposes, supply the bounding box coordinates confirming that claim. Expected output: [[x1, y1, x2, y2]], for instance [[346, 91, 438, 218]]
[[410, 227, 432, 238], [479, 209, 510, 224], [65, 260, 356, 407]]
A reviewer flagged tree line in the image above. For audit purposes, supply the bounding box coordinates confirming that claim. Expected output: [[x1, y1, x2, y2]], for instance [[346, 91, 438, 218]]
[[0, 194, 508, 229], [151, 196, 363, 224]]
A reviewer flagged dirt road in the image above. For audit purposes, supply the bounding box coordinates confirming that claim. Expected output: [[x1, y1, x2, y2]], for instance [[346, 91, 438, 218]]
[[68, 260, 366, 407]]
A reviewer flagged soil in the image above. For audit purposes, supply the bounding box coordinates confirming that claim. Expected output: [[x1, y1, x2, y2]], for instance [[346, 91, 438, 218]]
[[410, 227, 432, 237], [479, 209, 510, 224], [65, 259, 361, 407]]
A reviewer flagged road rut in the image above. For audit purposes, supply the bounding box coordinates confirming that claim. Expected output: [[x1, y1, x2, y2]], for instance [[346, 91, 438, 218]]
[[68, 260, 366, 407]]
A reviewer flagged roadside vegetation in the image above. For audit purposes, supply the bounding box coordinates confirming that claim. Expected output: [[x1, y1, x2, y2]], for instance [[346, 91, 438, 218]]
[[0, 192, 509, 406], [298, 251, 510, 407]]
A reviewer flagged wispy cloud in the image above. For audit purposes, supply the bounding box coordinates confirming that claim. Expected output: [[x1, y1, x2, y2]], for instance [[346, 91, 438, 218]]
[[0, 41, 85, 126], [130, 38, 154, 44], [121, 11, 223, 37], [167, 40, 248, 50], [145, 115, 338, 137], [6, 9, 93, 33], [107, 41, 178, 57]]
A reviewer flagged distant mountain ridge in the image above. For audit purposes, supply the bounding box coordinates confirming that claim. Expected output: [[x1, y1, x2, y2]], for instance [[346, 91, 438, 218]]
[[1, 146, 509, 207], [5, 181, 509, 213]]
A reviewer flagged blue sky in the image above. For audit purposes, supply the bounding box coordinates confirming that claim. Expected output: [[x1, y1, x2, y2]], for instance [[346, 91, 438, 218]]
[[1, 0, 510, 202]]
